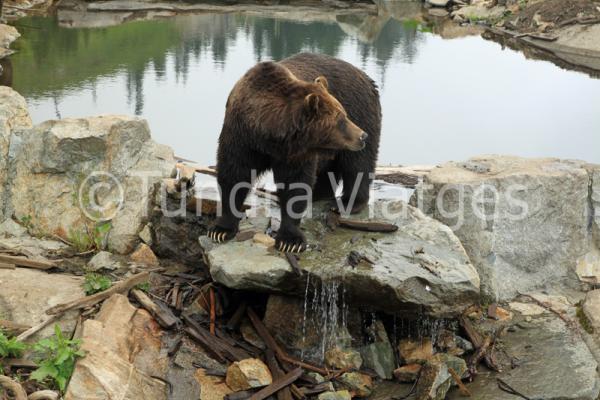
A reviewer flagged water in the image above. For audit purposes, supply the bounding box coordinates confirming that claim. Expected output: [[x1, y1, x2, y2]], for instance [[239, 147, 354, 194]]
[[7, 11, 600, 165]]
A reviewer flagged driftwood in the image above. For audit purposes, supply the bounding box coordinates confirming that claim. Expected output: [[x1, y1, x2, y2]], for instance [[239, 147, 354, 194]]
[[16, 315, 61, 342], [326, 211, 398, 233], [0, 262, 16, 269], [0, 254, 56, 270], [131, 289, 179, 329], [284, 253, 303, 276], [3, 358, 38, 370], [0, 320, 30, 336], [226, 302, 247, 331], [248, 368, 303, 400], [0, 375, 27, 400], [183, 314, 252, 362], [459, 315, 500, 375], [247, 307, 329, 375], [448, 367, 471, 397], [46, 271, 150, 315], [28, 391, 60, 400]]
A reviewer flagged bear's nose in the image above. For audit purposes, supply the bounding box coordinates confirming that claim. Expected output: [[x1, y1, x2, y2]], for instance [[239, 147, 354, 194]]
[[360, 132, 368, 142]]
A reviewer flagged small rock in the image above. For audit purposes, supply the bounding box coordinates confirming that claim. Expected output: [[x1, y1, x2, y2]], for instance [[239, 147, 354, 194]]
[[436, 330, 471, 356], [130, 243, 159, 266], [318, 390, 352, 400], [398, 338, 433, 364], [394, 364, 422, 382], [433, 353, 467, 383], [0, 219, 27, 237], [527, 293, 570, 314], [509, 302, 546, 316], [307, 372, 326, 384], [225, 358, 272, 391], [87, 251, 124, 271], [240, 318, 266, 350], [427, 0, 450, 6], [583, 289, 600, 330], [196, 369, 232, 400], [253, 232, 275, 247], [494, 306, 513, 321], [338, 372, 373, 398], [325, 347, 363, 370], [429, 8, 450, 17], [360, 341, 395, 379], [138, 224, 153, 246]]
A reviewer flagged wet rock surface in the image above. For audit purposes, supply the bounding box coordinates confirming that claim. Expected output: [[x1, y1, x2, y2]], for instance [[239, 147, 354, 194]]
[[2, 115, 175, 254], [0, 24, 20, 59], [413, 155, 598, 301], [201, 200, 480, 317]]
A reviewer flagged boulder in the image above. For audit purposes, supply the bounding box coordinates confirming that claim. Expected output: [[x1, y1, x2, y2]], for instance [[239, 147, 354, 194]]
[[65, 294, 168, 399], [0, 269, 84, 340], [3, 116, 175, 254], [583, 289, 600, 331], [360, 341, 395, 380], [202, 200, 480, 317], [0, 24, 20, 59], [398, 338, 433, 364], [338, 372, 373, 398], [0, 87, 32, 222], [325, 347, 363, 371], [225, 358, 272, 391], [412, 156, 596, 301], [0, 219, 27, 237], [416, 354, 467, 400], [447, 315, 600, 400]]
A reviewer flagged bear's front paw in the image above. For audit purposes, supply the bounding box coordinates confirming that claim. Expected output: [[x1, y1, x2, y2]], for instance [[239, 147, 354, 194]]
[[207, 225, 237, 243], [275, 230, 307, 253]]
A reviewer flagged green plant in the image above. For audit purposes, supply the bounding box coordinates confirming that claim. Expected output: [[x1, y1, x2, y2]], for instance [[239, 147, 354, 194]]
[[83, 273, 112, 295], [67, 222, 112, 253], [31, 325, 85, 392], [20, 215, 33, 230], [135, 281, 151, 292], [0, 330, 27, 358]]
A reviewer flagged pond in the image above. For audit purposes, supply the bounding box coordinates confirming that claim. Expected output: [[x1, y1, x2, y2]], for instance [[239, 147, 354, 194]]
[[7, 11, 600, 165]]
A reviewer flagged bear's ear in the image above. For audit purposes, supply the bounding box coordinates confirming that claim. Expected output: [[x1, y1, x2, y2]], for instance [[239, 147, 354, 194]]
[[304, 93, 321, 115], [315, 76, 329, 90]]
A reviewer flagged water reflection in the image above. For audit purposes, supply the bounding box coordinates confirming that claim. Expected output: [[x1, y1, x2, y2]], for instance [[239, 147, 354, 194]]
[[8, 10, 600, 165]]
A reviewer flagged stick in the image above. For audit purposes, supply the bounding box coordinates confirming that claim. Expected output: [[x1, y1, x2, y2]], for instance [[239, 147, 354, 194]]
[[0, 254, 56, 270], [0, 375, 28, 400], [448, 367, 471, 397], [183, 314, 252, 362], [248, 368, 303, 400], [0, 320, 30, 336], [0, 262, 16, 269], [266, 349, 293, 400], [210, 287, 216, 335], [16, 315, 60, 342], [497, 378, 532, 400], [45, 271, 150, 315], [130, 289, 179, 329], [284, 253, 302, 276], [247, 308, 329, 375]]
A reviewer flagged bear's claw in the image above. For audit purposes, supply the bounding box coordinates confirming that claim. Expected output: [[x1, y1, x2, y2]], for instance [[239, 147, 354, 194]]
[[276, 240, 306, 253], [207, 227, 236, 243]]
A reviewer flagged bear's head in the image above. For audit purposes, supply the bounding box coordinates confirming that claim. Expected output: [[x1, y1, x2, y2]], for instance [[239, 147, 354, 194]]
[[301, 76, 367, 152]]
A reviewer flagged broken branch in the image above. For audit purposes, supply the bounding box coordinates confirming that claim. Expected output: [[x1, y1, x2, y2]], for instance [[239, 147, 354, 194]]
[[0, 254, 56, 270], [248, 368, 303, 400], [131, 288, 180, 329]]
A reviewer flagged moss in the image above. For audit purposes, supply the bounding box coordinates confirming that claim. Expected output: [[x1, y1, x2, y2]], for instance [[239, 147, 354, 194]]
[[576, 301, 594, 334]]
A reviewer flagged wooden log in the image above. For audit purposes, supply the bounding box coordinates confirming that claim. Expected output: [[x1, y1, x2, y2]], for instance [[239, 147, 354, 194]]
[[266, 349, 293, 400], [16, 315, 61, 342], [327, 211, 398, 233], [226, 303, 247, 331], [448, 367, 471, 397], [0, 262, 16, 269], [46, 271, 150, 315], [0, 375, 27, 400], [0, 320, 30, 336], [3, 358, 38, 370], [299, 382, 334, 396], [284, 253, 302, 276], [131, 289, 179, 329], [0, 254, 56, 270], [248, 368, 303, 400], [183, 314, 252, 362]]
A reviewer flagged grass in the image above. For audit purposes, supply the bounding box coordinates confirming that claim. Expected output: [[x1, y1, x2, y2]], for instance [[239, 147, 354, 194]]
[[0, 330, 26, 358], [83, 273, 112, 295], [576, 301, 594, 334]]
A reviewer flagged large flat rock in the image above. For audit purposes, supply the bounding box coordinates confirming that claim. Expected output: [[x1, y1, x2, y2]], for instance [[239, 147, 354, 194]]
[[412, 155, 598, 301], [201, 200, 480, 317], [0, 268, 84, 340]]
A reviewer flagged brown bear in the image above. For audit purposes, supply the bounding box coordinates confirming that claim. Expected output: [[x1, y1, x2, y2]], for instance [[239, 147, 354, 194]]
[[207, 53, 381, 252]]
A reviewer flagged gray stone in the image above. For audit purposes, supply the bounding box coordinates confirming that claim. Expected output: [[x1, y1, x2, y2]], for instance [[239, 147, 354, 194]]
[[447, 315, 600, 400], [452, 5, 506, 21], [592, 167, 600, 249], [583, 289, 600, 331], [412, 156, 594, 301], [428, 8, 449, 17], [360, 341, 395, 380], [427, 0, 450, 7], [372, 0, 422, 22], [66, 294, 168, 400], [318, 391, 351, 400], [87, 251, 125, 271], [0, 269, 84, 340], [0, 87, 32, 222], [0, 219, 27, 237], [0, 24, 20, 59], [0, 234, 68, 259], [417, 353, 468, 400], [203, 200, 480, 317], [3, 116, 175, 254], [138, 224, 153, 246]]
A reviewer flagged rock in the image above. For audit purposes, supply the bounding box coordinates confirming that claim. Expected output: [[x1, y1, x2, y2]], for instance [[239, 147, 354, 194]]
[[318, 390, 352, 400], [0, 269, 84, 340], [240, 318, 266, 350], [436, 330, 473, 356], [583, 289, 600, 330], [325, 347, 363, 371], [138, 224, 153, 246], [307, 372, 326, 384], [87, 251, 125, 271], [398, 338, 433, 364], [427, 0, 450, 7], [0, 87, 32, 223], [428, 8, 449, 17], [253, 232, 275, 247], [130, 243, 159, 266], [452, 5, 506, 22], [527, 292, 571, 314], [394, 364, 422, 382], [196, 369, 232, 400], [0, 219, 27, 237], [66, 294, 168, 399], [203, 200, 480, 317], [592, 167, 600, 249], [508, 302, 546, 316], [0, 233, 68, 259], [448, 315, 600, 400], [415, 354, 466, 400], [338, 372, 373, 398], [3, 116, 175, 254], [0, 24, 20, 59], [493, 306, 513, 321], [225, 358, 272, 391], [372, 0, 422, 22], [360, 341, 395, 380], [576, 248, 600, 284], [412, 156, 594, 301]]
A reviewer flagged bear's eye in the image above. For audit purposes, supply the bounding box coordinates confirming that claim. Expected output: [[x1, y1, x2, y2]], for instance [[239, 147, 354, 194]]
[[337, 117, 347, 131]]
